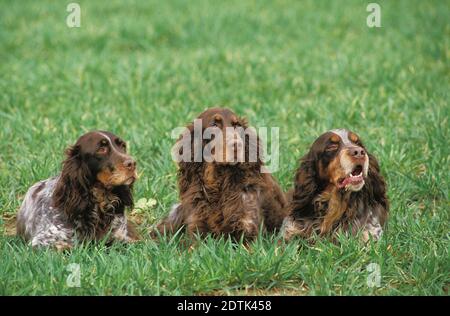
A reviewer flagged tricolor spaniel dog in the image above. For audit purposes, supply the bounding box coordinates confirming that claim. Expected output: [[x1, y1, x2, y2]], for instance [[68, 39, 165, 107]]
[[281, 129, 388, 242], [154, 107, 287, 240], [16, 131, 139, 250]]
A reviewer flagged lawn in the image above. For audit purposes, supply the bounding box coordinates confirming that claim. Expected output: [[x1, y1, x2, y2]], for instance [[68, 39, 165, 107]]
[[0, 0, 448, 295]]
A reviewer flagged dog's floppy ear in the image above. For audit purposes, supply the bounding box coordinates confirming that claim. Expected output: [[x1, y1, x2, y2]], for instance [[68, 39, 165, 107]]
[[175, 123, 195, 161], [113, 185, 134, 210], [364, 152, 389, 224], [290, 150, 319, 218], [238, 116, 263, 167], [238, 116, 249, 129], [53, 145, 93, 218], [176, 122, 203, 195]]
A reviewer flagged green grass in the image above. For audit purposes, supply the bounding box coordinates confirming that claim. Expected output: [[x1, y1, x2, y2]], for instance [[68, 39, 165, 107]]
[[0, 0, 448, 295]]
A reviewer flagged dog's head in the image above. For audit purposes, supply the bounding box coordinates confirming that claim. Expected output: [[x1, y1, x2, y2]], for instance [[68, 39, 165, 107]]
[[291, 129, 386, 218], [175, 107, 261, 166], [53, 131, 137, 216], [72, 131, 137, 187], [309, 129, 369, 192]]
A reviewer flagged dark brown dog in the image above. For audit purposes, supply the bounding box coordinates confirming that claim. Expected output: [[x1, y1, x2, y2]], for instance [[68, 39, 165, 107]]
[[281, 129, 388, 242], [154, 107, 287, 240]]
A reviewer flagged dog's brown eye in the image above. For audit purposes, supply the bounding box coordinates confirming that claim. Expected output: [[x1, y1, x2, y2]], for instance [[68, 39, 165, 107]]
[[115, 138, 126, 149], [97, 140, 109, 154], [97, 146, 108, 154]]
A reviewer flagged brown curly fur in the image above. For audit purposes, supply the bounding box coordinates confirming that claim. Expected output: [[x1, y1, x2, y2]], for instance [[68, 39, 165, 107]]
[[154, 107, 287, 240]]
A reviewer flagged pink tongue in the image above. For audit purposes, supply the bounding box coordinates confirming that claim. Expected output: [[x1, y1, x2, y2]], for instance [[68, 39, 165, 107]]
[[340, 175, 363, 187]]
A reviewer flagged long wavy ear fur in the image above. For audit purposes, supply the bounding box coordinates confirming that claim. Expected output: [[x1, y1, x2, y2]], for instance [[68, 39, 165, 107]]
[[240, 116, 263, 169], [53, 145, 93, 219], [177, 123, 202, 195], [112, 185, 134, 210], [365, 153, 389, 224], [290, 150, 319, 218]]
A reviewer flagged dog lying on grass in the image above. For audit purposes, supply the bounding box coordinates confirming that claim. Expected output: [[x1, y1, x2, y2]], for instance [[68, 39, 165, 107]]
[[153, 107, 287, 241], [281, 129, 389, 242], [16, 131, 139, 250]]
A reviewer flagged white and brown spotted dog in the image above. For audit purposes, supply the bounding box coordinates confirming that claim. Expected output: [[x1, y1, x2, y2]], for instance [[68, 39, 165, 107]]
[[16, 131, 139, 250]]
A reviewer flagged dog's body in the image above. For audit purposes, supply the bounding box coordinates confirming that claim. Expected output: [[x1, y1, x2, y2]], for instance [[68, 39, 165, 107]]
[[154, 108, 287, 240], [16, 131, 138, 249], [159, 167, 287, 240]]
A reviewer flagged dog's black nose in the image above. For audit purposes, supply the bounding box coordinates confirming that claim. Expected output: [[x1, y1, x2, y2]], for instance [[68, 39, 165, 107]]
[[349, 146, 365, 159], [123, 159, 136, 170]]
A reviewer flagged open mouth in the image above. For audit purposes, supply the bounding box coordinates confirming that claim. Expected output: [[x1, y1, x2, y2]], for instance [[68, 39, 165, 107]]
[[338, 165, 364, 189]]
